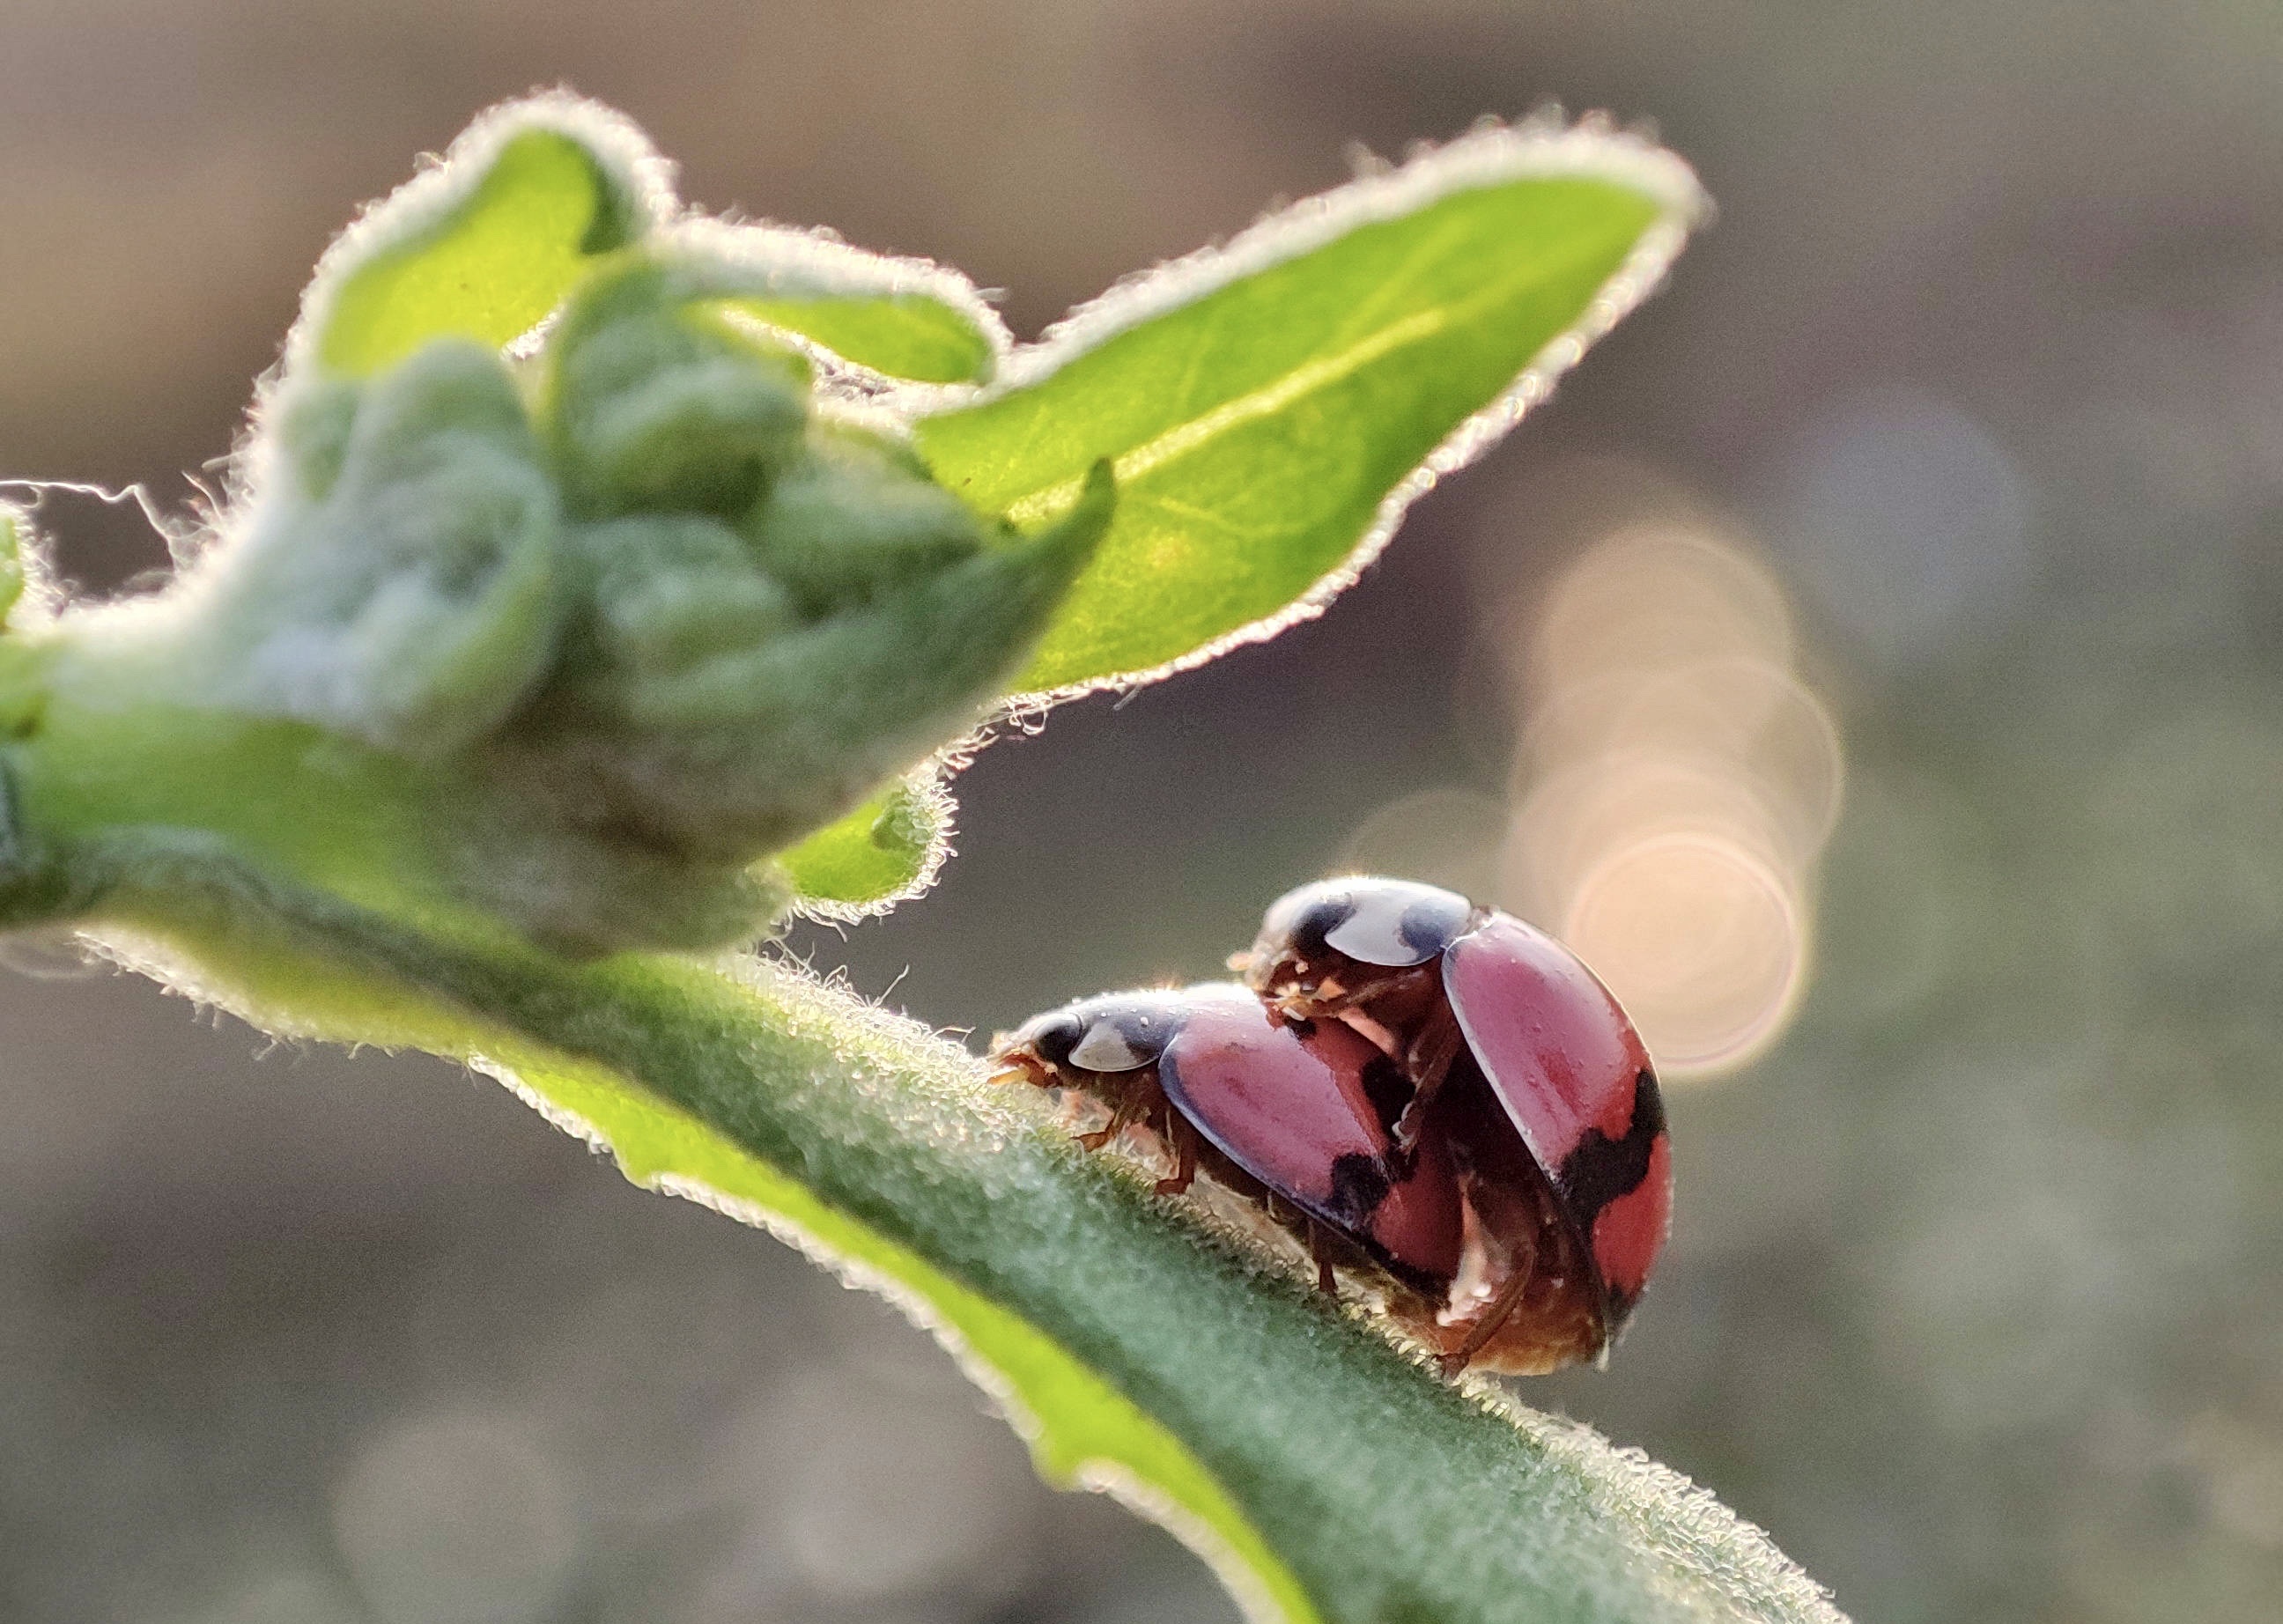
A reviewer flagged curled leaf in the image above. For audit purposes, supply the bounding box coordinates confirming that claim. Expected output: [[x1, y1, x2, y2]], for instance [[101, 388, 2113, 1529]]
[[720, 293, 999, 386], [779, 766, 954, 914], [188, 342, 561, 759], [299, 103, 664, 379], [661, 214, 1009, 388]]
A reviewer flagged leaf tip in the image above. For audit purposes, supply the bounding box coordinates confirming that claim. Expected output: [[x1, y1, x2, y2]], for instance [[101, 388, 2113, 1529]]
[[783, 764, 961, 921], [291, 91, 677, 379]]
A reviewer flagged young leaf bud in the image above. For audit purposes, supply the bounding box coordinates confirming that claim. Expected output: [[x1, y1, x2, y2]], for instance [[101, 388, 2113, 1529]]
[[481, 460, 1115, 864], [574, 513, 800, 676], [268, 374, 365, 504], [190, 341, 562, 760], [545, 262, 809, 520], [147, 248, 1112, 954], [745, 420, 986, 618]]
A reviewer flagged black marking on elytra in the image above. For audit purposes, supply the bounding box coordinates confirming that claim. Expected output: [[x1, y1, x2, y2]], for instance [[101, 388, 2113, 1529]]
[[1554, 1070, 1666, 1227], [1323, 1151, 1393, 1228], [1357, 1053, 1413, 1139]]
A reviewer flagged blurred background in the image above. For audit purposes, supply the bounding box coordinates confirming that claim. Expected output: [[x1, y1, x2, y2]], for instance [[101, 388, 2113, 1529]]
[[3, 2, 2280, 1620]]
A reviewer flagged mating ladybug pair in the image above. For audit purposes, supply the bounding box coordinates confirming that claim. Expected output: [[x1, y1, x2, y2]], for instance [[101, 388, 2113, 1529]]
[[991, 878, 1672, 1377]]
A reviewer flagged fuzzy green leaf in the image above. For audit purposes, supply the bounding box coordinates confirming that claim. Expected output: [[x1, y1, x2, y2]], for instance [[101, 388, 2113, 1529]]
[[779, 771, 951, 912], [0, 686, 1832, 1623], [310, 122, 648, 378], [721, 293, 998, 384], [61, 834, 1839, 1624], [916, 129, 1703, 697], [0, 507, 25, 626]]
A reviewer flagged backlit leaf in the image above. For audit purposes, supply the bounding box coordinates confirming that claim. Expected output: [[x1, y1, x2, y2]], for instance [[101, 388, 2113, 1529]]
[[916, 124, 1704, 696], [722, 293, 997, 385], [305, 109, 657, 378], [779, 769, 954, 913]]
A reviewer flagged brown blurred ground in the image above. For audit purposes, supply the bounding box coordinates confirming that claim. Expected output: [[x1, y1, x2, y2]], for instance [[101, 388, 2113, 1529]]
[[3, 4, 2281, 1621]]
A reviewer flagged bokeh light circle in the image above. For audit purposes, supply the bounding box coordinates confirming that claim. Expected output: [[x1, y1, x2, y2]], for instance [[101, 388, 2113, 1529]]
[[1526, 521, 1795, 699], [1559, 831, 1806, 1078]]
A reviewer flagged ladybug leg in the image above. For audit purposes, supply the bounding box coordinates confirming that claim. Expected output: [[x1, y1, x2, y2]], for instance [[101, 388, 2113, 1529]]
[[1437, 1228, 1539, 1377], [987, 1053, 1045, 1089], [1391, 1004, 1465, 1152], [1153, 1109, 1198, 1198], [1266, 971, 1352, 1028], [1306, 1223, 1340, 1296], [1433, 1224, 1543, 1379], [1333, 1004, 1404, 1059], [1075, 1087, 1142, 1152]]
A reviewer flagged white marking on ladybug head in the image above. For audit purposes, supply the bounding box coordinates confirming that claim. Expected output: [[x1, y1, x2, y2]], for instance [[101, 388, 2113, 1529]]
[[1256, 876, 1474, 970], [1319, 881, 1471, 967], [1070, 1018, 1155, 1073], [1325, 896, 1431, 965], [1055, 985, 1254, 1073]]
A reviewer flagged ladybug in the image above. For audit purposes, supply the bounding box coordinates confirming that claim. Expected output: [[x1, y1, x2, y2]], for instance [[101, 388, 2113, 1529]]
[[992, 984, 1464, 1300], [1240, 877, 1673, 1365]]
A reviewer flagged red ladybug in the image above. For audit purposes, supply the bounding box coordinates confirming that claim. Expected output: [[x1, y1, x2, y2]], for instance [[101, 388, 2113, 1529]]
[[1241, 877, 1672, 1367], [992, 985, 1463, 1297]]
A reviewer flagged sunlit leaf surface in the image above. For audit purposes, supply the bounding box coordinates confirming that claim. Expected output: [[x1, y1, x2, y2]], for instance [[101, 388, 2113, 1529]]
[[314, 125, 644, 377], [723, 293, 997, 385], [918, 133, 1701, 695]]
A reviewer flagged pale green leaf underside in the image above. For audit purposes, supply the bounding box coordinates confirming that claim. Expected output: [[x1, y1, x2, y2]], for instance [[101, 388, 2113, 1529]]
[[314, 129, 639, 378], [723, 293, 996, 385], [919, 174, 1670, 695]]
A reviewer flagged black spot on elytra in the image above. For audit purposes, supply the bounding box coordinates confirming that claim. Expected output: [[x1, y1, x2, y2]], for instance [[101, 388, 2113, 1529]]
[[1323, 1151, 1393, 1227], [1357, 1053, 1413, 1137], [1555, 1070, 1666, 1226]]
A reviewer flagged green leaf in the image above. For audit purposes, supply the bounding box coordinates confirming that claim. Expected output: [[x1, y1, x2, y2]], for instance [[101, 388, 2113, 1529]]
[[779, 769, 954, 913], [60, 834, 1840, 1624], [915, 125, 1704, 696], [653, 218, 1006, 387], [720, 293, 998, 385], [0, 506, 25, 626], [305, 113, 654, 378], [0, 686, 1832, 1623]]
